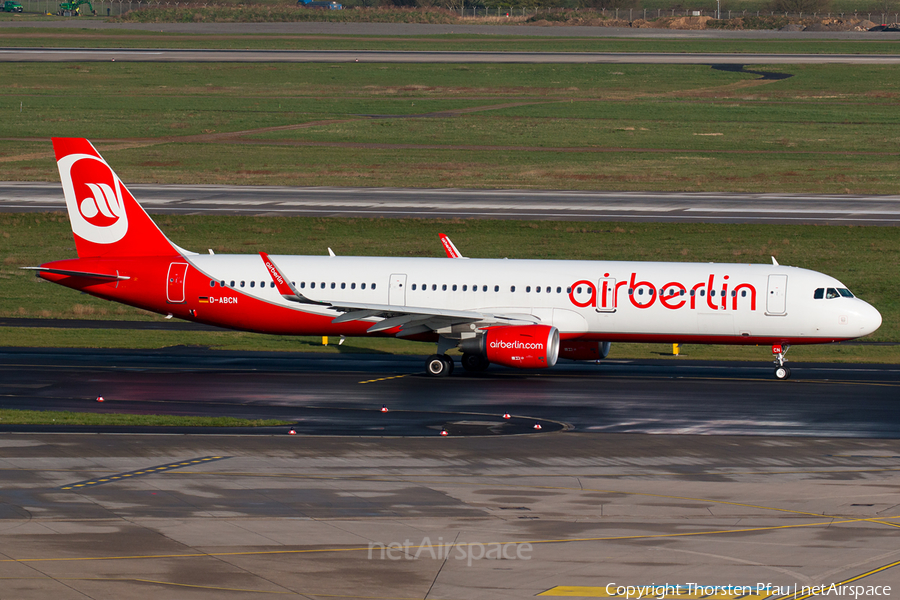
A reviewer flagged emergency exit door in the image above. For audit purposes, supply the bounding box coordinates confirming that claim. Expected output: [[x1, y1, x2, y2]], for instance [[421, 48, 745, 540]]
[[167, 262, 188, 304]]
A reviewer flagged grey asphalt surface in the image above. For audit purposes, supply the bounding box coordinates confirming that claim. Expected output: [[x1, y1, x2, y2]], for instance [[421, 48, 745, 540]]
[[2, 430, 900, 598], [2, 347, 899, 437], [4, 47, 900, 63], [3, 20, 900, 39], [5, 183, 900, 224]]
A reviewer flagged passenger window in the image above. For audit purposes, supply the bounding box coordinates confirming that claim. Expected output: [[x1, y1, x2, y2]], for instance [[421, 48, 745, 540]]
[[826, 288, 839, 299], [442, 284, 447, 291], [462, 285, 467, 292], [250, 281, 255, 288], [351, 283, 356, 290], [452, 284, 458, 291], [220, 281, 225, 287], [536, 286, 541, 293], [557, 287, 561, 293], [494, 285, 499, 292], [741, 290, 747, 297], [411, 284, 416, 291], [510, 286, 516, 292], [341, 283, 346, 289], [638, 288, 643, 296], [628, 288, 633, 295], [432, 284, 437, 291], [331, 282, 336, 289], [371, 283, 376, 290], [567, 287, 572, 294], [230, 281, 235, 288], [483, 285, 488, 292], [240, 281, 245, 288], [300, 282, 306, 289], [361, 283, 366, 290], [262, 281, 266, 288], [700, 290, 705, 296], [526, 286, 531, 293], [209, 280, 215, 287]]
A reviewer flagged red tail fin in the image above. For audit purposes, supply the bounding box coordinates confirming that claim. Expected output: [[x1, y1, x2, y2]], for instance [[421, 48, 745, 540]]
[[53, 138, 180, 258]]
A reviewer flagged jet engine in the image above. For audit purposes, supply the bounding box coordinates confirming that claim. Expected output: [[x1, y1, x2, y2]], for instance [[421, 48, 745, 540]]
[[459, 324, 559, 369], [558, 341, 611, 361]]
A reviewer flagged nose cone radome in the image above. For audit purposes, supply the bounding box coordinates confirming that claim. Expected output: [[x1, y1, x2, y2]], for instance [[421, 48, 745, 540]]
[[857, 300, 882, 337]]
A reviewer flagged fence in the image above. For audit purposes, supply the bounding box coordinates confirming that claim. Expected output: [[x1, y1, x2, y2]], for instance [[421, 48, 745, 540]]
[[10, 0, 900, 22]]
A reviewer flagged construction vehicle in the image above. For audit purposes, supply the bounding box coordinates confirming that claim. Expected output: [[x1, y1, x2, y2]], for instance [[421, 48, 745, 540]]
[[2, 1, 24, 12], [57, 0, 95, 15]]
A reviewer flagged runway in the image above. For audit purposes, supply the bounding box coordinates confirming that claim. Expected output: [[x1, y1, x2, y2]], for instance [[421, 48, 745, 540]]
[[2, 348, 899, 437], [5, 183, 900, 224], [5, 47, 900, 64], [3, 20, 900, 39]]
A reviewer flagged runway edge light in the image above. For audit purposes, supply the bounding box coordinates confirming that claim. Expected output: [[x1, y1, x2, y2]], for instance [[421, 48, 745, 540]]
[[381, 405, 388, 413], [96, 395, 104, 403]]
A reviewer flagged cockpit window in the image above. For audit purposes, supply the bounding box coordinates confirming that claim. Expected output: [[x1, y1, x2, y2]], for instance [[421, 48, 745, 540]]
[[826, 288, 839, 299], [814, 288, 824, 299], [838, 288, 854, 298]]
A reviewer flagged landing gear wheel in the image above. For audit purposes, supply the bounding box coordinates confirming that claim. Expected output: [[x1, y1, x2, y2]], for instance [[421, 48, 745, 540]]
[[461, 353, 490, 372], [426, 354, 452, 377], [774, 366, 791, 380]]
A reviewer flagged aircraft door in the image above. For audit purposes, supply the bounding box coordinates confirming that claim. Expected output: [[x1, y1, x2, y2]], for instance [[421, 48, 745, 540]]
[[766, 274, 788, 315], [166, 262, 188, 304], [389, 273, 407, 306], [596, 277, 616, 312]]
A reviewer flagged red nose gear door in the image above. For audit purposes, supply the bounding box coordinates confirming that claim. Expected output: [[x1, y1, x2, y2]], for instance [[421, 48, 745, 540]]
[[167, 262, 188, 303]]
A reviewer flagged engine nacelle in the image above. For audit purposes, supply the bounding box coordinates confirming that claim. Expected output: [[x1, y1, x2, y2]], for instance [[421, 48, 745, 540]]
[[558, 341, 611, 361], [460, 324, 559, 369]]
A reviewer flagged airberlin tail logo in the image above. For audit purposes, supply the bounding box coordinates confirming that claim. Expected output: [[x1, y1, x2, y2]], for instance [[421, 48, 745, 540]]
[[58, 153, 129, 245]]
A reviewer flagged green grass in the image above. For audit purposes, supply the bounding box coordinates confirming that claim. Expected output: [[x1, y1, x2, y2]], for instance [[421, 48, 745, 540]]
[[0, 409, 292, 426], [2, 63, 899, 193]]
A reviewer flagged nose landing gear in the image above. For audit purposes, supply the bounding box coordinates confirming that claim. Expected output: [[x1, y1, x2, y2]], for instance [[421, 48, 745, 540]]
[[772, 343, 791, 380]]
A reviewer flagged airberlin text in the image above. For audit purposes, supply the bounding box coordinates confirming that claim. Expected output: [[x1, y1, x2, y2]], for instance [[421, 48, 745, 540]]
[[605, 583, 891, 599], [570, 273, 757, 312]]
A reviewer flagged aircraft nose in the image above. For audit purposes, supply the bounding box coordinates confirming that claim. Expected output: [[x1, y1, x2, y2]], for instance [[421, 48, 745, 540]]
[[858, 300, 882, 336]]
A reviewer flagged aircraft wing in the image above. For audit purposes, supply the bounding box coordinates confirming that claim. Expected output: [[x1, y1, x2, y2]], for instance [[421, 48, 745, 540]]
[[260, 253, 537, 336]]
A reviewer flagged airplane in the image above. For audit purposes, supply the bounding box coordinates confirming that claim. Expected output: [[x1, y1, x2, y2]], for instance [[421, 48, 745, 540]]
[[28, 138, 882, 380]]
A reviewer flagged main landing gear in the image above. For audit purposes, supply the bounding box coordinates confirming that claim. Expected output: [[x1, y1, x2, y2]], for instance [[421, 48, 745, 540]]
[[425, 353, 491, 377], [772, 343, 791, 380], [425, 354, 454, 377]]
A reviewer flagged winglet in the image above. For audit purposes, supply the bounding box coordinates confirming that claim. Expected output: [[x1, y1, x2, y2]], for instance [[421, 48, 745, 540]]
[[772, 256, 779, 266], [439, 234, 466, 259], [259, 252, 330, 306]]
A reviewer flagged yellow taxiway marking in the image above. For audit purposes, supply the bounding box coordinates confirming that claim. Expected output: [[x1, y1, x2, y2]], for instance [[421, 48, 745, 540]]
[[358, 374, 408, 384], [1, 515, 894, 565], [774, 558, 900, 600], [59, 456, 226, 490]]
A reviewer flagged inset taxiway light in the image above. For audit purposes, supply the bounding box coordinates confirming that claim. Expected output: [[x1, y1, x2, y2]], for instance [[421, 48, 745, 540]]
[[440, 429, 448, 436], [96, 395, 105, 403], [503, 413, 511, 419], [533, 423, 542, 430], [288, 429, 297, 435], [381, 405, 388, 413]]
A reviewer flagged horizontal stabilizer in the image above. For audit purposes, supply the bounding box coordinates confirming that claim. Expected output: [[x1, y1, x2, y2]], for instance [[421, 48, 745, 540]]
[[23, 266, 129, 280]]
